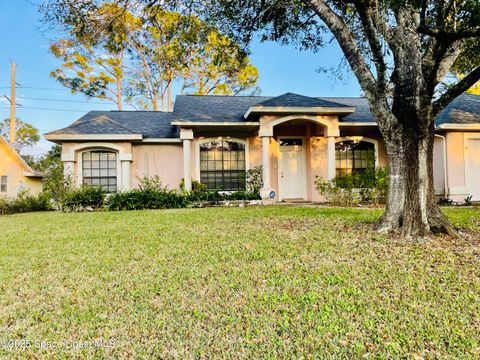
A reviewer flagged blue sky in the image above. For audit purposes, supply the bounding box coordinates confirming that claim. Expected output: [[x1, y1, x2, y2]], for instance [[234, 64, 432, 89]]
[[0, 0, 361, 155]]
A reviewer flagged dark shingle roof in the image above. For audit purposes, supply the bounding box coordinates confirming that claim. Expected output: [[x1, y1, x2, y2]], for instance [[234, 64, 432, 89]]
[[47, 94, 480, 140], [171, 95, 271, 123], [255, 92, 350, 108], [322, 97, 374, 123], [46, 111, 178, 139], [171, 93, 353, 123], [435, 93, 480, 126]]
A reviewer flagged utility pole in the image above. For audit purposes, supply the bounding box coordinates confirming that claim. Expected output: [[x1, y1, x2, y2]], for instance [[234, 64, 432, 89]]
[[9, 61, 16, 144]]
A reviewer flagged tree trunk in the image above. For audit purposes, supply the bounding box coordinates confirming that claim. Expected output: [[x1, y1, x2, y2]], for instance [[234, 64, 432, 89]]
[[378, 119, 457, 239], [116, 76, 122, 111]]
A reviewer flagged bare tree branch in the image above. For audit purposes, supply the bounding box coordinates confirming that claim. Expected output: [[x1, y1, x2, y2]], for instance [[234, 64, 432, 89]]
[[418, 26, 480, 42], [303, 0, 377, 96], [433, 66, 480, 116], [353, 0, 387, 91]]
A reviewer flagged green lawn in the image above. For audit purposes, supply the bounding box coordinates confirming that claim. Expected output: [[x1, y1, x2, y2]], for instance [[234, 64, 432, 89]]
[[0, 207, 479, 358]]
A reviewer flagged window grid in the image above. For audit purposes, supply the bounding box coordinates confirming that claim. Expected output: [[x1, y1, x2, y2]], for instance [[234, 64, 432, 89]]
[[200, 141, 246, 191], [335, 141, 375, 177], [82, 151, 117, 192], [0, 176, 7, 192]]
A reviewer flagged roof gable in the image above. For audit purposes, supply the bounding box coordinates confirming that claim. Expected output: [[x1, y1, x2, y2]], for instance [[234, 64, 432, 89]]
[[0, 136, 41, 177], [255, 92, 350, 108], [45, 111, 178, 139]]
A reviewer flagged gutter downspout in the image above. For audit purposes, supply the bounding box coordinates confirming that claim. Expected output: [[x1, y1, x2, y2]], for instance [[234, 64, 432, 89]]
[[435, 134, 449, 198]]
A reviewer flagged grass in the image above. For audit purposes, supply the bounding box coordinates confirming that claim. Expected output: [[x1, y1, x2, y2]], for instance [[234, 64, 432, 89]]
[[0, 206, 479, 359]]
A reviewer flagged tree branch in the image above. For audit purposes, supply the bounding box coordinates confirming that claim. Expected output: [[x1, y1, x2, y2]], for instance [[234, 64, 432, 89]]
[[432, 66, 480, 116], [418, 26, 480, 42], [303, 0, 377, 96], [353, 0, 387, 90]]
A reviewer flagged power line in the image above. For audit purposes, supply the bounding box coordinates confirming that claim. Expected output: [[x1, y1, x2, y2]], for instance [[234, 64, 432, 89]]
[[19, 96, 107, 104], [9, 106, 87, 113], [0, 86, 72, 91]]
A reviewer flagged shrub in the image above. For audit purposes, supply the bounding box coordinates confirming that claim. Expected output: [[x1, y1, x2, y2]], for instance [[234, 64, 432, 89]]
[[222, 190, 261, 201], [315, 167, 389, 205], [179, 178, 207, 193], [246, 165, 263, 193], [106, 188, 188, 211], [60, 185, 106, 211], [0, 191, 52, 215], [138, 175, 165, 191], [186, 189, 261, 203]]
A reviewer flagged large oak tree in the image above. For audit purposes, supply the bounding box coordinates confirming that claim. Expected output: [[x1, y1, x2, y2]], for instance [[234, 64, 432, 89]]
[[160, 0, 478, 239]]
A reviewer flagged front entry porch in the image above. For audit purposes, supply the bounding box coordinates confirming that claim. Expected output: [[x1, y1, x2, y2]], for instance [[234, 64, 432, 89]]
[[259, 115, 339, 203]]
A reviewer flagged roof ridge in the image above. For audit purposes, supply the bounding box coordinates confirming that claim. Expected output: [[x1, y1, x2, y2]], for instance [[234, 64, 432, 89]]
[[179, 94, 271, 98], [254, 92, 350, 108]]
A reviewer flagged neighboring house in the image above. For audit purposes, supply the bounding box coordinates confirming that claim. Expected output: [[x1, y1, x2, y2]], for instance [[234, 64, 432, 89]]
[[44, 92, 480, 202], [0, 136, 43, 198]]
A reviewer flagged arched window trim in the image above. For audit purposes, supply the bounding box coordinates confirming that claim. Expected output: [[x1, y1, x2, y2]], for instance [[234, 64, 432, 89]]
[[335, 137, 379, 168], [195, 137, 250, 192], [76, 147, 121, 192]]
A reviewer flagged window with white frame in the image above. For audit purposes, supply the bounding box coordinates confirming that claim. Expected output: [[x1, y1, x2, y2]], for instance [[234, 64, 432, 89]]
[[0, 176, 7, 192], [335, 140, 376, 177], [199, 140, 246, 191], [82, 151, 117, 192]]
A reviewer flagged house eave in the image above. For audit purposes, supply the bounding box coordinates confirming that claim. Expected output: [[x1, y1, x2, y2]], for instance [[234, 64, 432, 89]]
[[436, 123, 480, 131], [171, 121, 260, 127], [24, 171, 43, 178], [339, 122, 378, 126], [44, 134, 144, 141], [141, 138, 182, 143]]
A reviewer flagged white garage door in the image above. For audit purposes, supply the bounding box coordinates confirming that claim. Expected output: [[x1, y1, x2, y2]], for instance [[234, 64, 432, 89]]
[[466, 139, 480, 201]]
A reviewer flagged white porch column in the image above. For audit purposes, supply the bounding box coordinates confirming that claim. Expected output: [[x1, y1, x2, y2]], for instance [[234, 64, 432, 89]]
[[262, 136, 271, 189], [119, 154, 133, 191], [259, 129, 273, 200], [327, 136, 336, 180], [180, 128, 194, 192]]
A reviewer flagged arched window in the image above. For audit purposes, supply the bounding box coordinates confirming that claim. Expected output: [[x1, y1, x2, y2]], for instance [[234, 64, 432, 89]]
[[82, 151, 117, 192], [335, 140, 375, 177], [199, 140, 246, 191]]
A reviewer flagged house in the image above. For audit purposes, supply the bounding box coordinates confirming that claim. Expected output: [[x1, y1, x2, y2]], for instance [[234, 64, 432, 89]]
[[0, 136, 43, 198], [44, 92, 480, 202]]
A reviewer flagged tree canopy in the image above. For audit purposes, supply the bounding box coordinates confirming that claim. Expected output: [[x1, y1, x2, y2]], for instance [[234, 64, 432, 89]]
[[45, 1, 259, 111], [0, 118, 40, 154]]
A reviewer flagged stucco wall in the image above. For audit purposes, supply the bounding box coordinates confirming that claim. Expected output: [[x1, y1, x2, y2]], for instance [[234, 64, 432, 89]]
[[445, 132, 467, 200], [433, 136, 446, 195], [0, 142, 42, 198], [131, 144, 183, 190]]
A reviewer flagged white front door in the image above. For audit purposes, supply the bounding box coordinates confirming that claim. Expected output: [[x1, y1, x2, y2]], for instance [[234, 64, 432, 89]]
[[466, 138, 480, 201], [278, 137, 307, 200]]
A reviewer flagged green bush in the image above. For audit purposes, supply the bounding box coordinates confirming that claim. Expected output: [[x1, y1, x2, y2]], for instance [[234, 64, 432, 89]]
[[180, 176, 261, 203], [179, 178, 207, 193], [315, 167, 389, 205], [0, 191, 52, 215], [106, 188, 188, 211], [60, 185, 106, 210], [246, 165, 263, 193], [186, 189, 261, 203], [222, 190, 261, 201]]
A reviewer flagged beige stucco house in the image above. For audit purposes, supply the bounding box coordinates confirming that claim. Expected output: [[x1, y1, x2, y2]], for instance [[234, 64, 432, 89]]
[[0, 136, 43, 198], [45, 93, 480, 202]]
